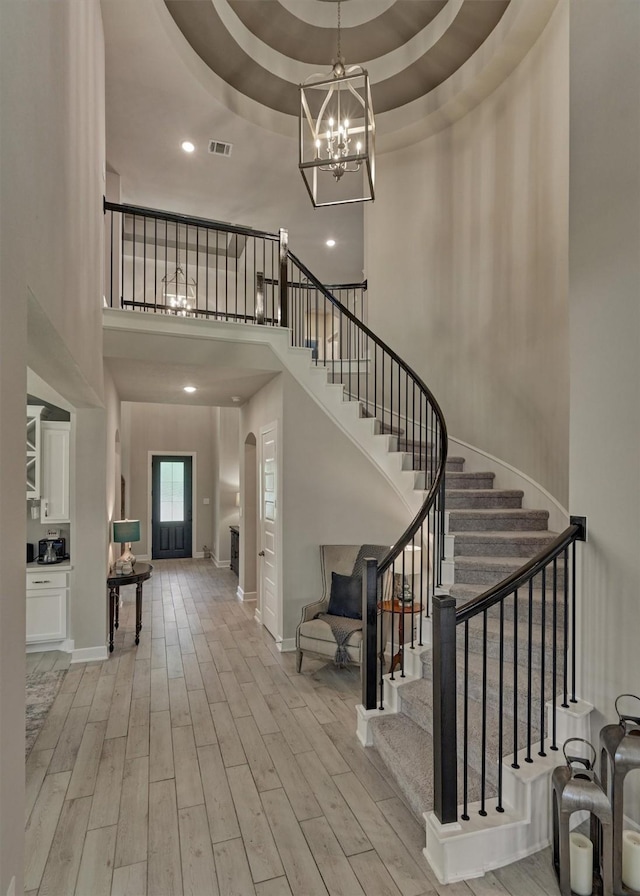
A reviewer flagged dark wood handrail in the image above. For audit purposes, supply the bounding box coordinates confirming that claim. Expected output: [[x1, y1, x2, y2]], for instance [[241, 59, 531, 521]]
[[456, 522, 583, 624]]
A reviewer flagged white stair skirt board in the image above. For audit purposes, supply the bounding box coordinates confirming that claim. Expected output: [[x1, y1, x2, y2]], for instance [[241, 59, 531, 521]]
[[424, 698, 594, 884]]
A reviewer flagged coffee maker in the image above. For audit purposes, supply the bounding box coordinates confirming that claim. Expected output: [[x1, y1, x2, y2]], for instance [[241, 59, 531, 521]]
[[38, 537, 66, 563]]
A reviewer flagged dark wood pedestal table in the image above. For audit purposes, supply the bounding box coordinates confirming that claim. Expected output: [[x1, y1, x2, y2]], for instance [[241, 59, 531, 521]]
[[378, 599, 420, 675], [107, 562, 153, 653]]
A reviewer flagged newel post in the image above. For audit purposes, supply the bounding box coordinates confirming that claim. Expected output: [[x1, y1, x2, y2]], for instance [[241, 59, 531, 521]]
[[279, 228, 288, 328], [432, 594, 458, 824], [361, 558, 378, 711]]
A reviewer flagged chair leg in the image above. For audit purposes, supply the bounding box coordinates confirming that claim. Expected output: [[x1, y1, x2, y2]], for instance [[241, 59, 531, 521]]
[[296, 649, 303, 673]]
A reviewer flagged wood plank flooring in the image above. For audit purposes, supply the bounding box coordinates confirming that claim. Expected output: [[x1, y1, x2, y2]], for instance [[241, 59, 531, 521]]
[[25, 559, 560, 895]]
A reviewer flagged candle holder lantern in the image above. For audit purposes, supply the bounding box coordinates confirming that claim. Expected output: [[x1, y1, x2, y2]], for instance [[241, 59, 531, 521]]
[[552, 737, 613, 896], [600, 694, 640, 895]]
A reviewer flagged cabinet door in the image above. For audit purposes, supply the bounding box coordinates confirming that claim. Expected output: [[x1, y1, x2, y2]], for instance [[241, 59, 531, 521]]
[[26, 589, 67, 642], [27, 406, 42, 500], [41, 422, 70, 523]]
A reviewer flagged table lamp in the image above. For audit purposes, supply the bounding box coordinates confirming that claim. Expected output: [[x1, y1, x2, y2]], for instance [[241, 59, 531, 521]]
[[113, 519, 141, 574]]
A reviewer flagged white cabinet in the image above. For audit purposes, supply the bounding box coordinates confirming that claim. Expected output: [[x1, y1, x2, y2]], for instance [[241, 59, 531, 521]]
[[27, 406, 42, 499], [26, 570, 67, 643], [40, 421, 70, 523]]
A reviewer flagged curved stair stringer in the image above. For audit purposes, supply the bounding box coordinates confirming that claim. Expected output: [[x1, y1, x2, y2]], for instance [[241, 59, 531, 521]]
[[102, 308, 428, 517], [424, 696, 594, 884]]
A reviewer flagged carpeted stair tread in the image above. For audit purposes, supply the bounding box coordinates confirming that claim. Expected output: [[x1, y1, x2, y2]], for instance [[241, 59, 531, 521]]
[[396, 679, 538, 788], [453, 554, 565, 587], [461, 613, 565, 670], [453, 530, 558, 557], [419, 648, 564, 723], [447, 509, 549, 531], [449, 583, 566, 624], [368, 711, 485, 819], [446, 489, 524, 509]]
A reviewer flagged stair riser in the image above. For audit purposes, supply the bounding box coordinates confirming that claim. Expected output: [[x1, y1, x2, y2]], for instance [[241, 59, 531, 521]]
[[445, 474, 495, 490], [399, 688, 546, 787], [446, 493, 523, 510], [448, 512, 549, 531], [464, 628, 564, 673], [454, 565, 565, 587], [411, 463, 464, 482], [420, 654, 562, 709], [452, 596, 566, 626], [453, 538, 555, 558]]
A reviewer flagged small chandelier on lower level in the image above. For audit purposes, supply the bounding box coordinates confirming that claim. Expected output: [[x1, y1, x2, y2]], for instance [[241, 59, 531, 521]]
[[299, 2, 375, 207], [162, 227, 196, 315], [162, 265, 196, 315]]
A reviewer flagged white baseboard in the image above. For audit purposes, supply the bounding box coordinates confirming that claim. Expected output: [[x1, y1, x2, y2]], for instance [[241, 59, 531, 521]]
[[27, 637, 74, 654], [278, 637, 296, 653], [237, 587, 256, 602], [194, 551, 204, 559], [213, 556, 230, 569], [72, 645, 108, 664]]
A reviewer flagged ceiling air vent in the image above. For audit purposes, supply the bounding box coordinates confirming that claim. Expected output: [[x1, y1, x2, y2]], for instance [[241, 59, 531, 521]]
[[208, 139, 233, 158]]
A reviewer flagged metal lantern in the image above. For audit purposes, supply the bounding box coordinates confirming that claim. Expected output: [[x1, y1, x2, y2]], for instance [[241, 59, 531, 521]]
[[162, 265, 195, 316], [601, 695, 640, 895], [299, 62, 375, 208], [552, 738, 613, 896]]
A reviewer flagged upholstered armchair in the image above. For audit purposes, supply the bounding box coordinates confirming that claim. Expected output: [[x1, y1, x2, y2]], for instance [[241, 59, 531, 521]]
[[295, 544, 390, 672]]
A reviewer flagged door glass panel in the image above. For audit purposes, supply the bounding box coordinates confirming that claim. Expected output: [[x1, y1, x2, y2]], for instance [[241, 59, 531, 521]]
[[160, 461, 184, 521]]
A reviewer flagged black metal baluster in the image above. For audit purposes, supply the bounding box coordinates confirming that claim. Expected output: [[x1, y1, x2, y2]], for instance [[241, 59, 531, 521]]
[[480, 609, 488, 816], [206, 228, 210, 315], [538, 567, 547, 756], [143, 216, 147, 305], [512, 590, 520, 769], [551, 557, 559, 750], [462, 621, 469, 820], [154, 217, 158, 311], [562, 547, 569, 708], [571, 541, 577, 703], [497, 599, 505, 812], [132, 215, 136, 307], [526, 578, 534, 763]]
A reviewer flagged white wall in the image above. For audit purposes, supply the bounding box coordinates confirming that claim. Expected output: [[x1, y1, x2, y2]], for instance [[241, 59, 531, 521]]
[[0, 0, 106, 888], [122, 402, 215, 558], [365, 1, 570, 505], [569, 0, 640, 819], [241, 371, 410, 643], [211, 407, 240, 565]]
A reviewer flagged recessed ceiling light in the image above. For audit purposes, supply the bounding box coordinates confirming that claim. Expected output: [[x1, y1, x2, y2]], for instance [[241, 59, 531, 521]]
[[181, 141, 195, 153], [231, 396, 241, 403], [326, 239, 336, 247], [184, 386, 196, 393]]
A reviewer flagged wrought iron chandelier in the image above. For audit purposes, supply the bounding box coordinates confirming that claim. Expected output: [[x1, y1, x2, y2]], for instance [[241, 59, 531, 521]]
[[299, 1, 375, 207], [162, 226, 196, 315]]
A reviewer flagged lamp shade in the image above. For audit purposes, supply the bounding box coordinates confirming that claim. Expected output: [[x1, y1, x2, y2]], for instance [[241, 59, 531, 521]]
[[113, 519, 141, 544]]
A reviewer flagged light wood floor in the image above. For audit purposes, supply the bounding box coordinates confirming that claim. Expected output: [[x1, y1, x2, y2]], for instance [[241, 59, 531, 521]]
[[25, 559, 560, 896]]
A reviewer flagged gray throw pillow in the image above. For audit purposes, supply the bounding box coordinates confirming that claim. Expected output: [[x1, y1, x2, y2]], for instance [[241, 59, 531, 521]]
[[327, 572, 362, 619]]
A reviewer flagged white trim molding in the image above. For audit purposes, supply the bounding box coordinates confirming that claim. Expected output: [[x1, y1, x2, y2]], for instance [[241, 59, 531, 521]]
[[72, 645, 108, 664]]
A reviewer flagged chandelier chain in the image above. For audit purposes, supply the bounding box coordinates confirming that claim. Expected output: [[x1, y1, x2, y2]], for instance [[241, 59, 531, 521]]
[[337, 1, 341, 62]]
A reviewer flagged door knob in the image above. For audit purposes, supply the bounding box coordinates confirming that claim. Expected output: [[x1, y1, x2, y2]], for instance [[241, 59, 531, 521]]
[[258, 550, 265, 557]]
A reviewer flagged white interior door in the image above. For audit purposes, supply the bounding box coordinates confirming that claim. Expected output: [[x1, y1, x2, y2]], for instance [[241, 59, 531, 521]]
[[260, 422, 279, 639]]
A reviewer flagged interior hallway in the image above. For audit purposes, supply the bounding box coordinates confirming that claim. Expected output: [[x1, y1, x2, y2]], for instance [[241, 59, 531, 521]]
[[24, 559, 560, 895]]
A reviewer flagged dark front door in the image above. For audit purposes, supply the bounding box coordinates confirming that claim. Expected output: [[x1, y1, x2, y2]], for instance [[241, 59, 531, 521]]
[[152, 455, 193, 559]]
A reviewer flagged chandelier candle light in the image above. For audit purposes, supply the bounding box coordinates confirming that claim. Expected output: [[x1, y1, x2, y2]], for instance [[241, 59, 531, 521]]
[[299, 0, 375, 207]]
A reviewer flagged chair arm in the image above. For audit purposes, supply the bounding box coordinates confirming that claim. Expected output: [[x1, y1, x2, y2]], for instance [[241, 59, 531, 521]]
[[298, 598, 328, 626]]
